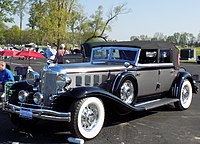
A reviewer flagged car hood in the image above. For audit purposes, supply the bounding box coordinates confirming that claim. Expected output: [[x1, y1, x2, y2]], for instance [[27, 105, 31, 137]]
[[45, 62, 128, 74]]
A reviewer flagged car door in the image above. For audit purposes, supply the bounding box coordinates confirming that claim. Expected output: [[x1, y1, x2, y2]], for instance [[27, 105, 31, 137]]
[[136, 49, 160, 97], [158, 49, 177, 92], [136, 67, 159, 96]]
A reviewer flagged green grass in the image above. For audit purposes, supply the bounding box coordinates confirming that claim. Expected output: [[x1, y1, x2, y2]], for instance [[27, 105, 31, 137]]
[[196, 47, 200, 56], [180, 60, 196, 63]]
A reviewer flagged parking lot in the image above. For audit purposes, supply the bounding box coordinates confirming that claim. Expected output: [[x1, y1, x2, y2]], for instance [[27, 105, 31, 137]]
[[0, 58, 200, 144]]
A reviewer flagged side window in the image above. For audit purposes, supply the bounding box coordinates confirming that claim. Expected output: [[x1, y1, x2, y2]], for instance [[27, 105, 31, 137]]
[[159, 50, 172, 63], [139, 49, 158, 64], [112, 49, 120, 59], [111, 49, 137, 61]]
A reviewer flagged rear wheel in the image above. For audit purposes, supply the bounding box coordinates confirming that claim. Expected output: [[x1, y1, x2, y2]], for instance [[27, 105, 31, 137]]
[[174, 79, 193, 110], [69, 97, 105, 139]]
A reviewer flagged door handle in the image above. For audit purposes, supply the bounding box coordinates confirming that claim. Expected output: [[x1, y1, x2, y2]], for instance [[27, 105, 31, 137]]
[[158, 70, 161, 75], [135, 73, 141, 77], [170, 70, 175, 73]]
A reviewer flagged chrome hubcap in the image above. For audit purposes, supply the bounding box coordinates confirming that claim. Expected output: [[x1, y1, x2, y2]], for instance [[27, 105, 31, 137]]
[[120, 80, 134, 104], [81, 104, 98, 131], [182, 85, 189, 104]]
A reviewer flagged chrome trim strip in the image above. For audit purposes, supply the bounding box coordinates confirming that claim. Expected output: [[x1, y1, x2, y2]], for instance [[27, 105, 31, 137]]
[[175, 84, 177, 96], [137, 63, 173, 67], [135, 99, 161, 107], [176, 86, 179, 97], [111, 73, 121, 93], [3, 103, 71, 122], [18, 102, 52, 109], [172, 86, 174, 97]]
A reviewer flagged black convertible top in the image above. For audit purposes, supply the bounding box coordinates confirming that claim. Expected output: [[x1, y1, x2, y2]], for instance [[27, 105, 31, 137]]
[[83, 41, 175, 49], [81, 41, 179, 66]]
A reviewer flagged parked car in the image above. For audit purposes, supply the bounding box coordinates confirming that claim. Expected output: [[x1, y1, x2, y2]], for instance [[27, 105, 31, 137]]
[[38, 47, 48, 58], [196, 56, 200, 64], [2, 41, 198, 140]]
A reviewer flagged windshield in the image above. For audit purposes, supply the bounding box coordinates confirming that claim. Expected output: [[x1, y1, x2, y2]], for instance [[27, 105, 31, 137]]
[[91, 46, 140, 64]]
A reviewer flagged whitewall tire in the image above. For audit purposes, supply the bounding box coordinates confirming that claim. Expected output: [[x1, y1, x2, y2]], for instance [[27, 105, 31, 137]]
[[70, 97, 105, 139], [175, 79, 193, 110]]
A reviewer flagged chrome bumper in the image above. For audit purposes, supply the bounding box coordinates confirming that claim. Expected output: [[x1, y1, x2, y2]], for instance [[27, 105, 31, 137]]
[[2, 102, 71, 122]]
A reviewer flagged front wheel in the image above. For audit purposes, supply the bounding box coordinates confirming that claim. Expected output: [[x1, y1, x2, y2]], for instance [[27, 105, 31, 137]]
[[69, 97, 105, 139], [174, 79, 193, 110]]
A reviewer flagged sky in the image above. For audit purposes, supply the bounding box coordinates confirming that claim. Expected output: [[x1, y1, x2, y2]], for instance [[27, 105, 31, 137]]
[[9, 0, 200, 41]]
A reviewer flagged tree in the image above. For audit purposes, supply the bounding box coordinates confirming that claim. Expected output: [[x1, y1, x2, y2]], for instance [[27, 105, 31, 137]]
[[179, 32, 188, 47], [14, 0, 30, 30], [130, 36, 139, 41], [166, 35, 176, 44], [35, 0, 77, 47], [0, 22, 8, 44], [4, 25, 21, 44], [67, 4, 88, 46], [187, 33, 195, 46], [21, 29, 41, 44], [173, 32, 181, 45], [85, 3, 130, 42], [26, 1, 130, 46], [28, 0, 44, 29], [14, 0, 31, 45], [197, 33, 200, 44], [0, 0, 15, 22], [152, 32, 167, 41]]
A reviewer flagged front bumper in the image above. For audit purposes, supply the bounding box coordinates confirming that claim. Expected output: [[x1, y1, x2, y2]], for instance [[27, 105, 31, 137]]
[[2, 102, 71, 122]]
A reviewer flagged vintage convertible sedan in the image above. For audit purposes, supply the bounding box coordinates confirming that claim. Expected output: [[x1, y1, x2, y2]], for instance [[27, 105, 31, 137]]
[[2, 41, 198, 140]]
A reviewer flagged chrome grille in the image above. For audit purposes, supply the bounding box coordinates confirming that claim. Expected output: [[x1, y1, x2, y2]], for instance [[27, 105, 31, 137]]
[[41, 71, 57, 104]]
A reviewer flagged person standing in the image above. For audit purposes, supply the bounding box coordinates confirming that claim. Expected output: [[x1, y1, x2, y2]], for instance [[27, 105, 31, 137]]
[[0, 61, 14, 92], [47, 43, 57, 64], [54, 44, 69, 64]]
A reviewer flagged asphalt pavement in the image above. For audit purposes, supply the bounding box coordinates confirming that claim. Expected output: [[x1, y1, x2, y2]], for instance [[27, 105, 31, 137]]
[[0, 59, 200, 144]]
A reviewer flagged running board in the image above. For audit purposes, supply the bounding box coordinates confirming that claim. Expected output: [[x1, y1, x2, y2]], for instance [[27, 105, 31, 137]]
[[134, 98, 179, 110]]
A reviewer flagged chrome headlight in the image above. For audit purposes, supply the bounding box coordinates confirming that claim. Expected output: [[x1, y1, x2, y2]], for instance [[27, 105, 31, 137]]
[[33, 92, 43, 105], [56, 74, 71, 90], [26, 71, 40, 85], [18, 90, 29, 102]]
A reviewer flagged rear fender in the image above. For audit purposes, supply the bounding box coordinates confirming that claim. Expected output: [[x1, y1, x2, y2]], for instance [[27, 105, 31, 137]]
[[172, 71, 197, 98]]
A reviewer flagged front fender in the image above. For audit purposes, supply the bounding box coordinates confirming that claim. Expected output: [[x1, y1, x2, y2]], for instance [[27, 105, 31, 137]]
[[53, 86, 144, 113], [8, 81, 33, 104], [10, 81, 33, 91], [111, 72, 138, 95]]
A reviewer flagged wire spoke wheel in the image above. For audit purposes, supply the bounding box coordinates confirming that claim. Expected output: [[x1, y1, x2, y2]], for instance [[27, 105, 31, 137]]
[[175, 79, 193, 110], [70, 97, 105, 139], [120, 79, 134, 104]]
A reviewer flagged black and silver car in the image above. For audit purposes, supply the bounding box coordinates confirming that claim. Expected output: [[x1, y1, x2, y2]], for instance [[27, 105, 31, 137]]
[[196, 55, 200, 64], [2, 41, 198, 140]]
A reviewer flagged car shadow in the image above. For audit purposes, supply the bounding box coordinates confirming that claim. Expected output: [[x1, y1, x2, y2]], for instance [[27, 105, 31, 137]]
[[0, 117, 72, 143], [104, 104, 177, 127], [0, 104, 177, 143]]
